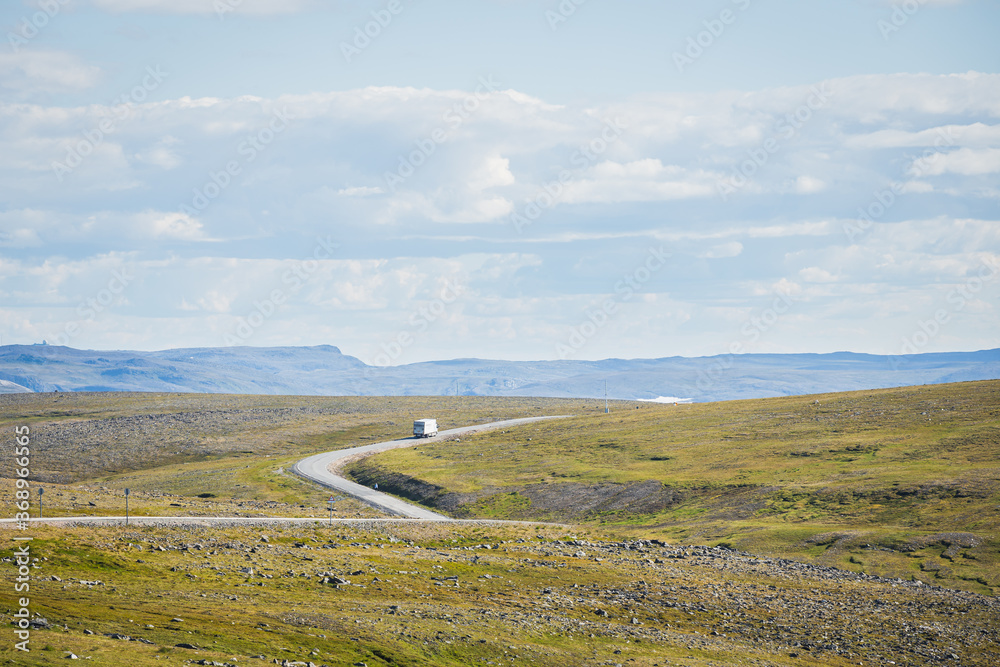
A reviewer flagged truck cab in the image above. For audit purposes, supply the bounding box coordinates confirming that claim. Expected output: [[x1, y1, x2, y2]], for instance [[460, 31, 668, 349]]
[[413, 418, 438, 438]]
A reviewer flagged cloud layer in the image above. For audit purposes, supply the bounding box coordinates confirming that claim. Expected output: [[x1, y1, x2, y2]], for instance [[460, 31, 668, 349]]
[[1, 0, 998, 362]]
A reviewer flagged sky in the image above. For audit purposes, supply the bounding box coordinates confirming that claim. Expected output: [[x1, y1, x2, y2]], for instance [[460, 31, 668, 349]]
[[1, 0, 998, 365]]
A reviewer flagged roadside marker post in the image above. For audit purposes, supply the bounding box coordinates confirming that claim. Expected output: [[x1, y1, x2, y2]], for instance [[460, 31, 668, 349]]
[[38, 487, 43, 519], [125, 488, 130, 526]]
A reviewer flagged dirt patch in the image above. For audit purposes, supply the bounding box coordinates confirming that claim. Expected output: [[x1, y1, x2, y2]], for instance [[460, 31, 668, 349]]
[[349, 459, 774, 522], [345, 461, 450, 507], [345, 460, 689, 520]]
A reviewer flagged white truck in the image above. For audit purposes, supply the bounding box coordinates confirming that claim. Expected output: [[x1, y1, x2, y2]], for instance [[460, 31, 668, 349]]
[[413, 418, 438, 438]]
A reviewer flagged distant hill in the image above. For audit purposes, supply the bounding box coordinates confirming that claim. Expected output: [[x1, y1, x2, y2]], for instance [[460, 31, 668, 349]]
[[1, 344, 998, 402]]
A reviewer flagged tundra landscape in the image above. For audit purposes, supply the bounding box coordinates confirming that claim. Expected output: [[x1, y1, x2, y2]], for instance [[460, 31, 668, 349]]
[[2, 381, 998, 666], [4, 0, 999, 665]]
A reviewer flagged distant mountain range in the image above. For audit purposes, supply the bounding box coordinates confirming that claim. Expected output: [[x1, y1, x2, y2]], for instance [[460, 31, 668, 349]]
[[1, 344, 998, 403]]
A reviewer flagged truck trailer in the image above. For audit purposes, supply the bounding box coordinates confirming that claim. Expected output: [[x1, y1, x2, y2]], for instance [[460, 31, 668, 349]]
[[413, 419, 438, 438]]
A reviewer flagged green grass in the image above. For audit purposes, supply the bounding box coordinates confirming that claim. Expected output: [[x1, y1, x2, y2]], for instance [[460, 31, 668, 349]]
[[0, 392, 601, 484], [2, 384, 999, 664], [4, 523, 998, 666], [0, 393, 601, 519], [360, 380, 1000, 594]]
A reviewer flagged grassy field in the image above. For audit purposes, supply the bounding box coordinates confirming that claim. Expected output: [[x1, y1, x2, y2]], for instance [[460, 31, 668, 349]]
[[1, 383, 998, 665], [353, 381, 1000, 595], [0, 393, 598, 519], [2, 522, 997, 666]]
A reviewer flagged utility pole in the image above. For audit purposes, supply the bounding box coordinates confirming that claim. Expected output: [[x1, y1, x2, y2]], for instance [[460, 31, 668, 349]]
[[605, 380, 610, 414], [124, 488, 130, 526], [38, 487, 43, 519]]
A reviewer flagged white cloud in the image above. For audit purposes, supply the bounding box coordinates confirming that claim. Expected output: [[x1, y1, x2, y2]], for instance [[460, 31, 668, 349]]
[[881, 0, 966, 4], [2, 73, 999, 357], [467, 155, 515, 191], [195, 291, 234, 313], [0, 209, 210, 244], [0, 51, 101, 95], [90, 0, 318, 15], [845, 123, 1000, 150], [898, 180, 935, 194], [698, 242, 744, 259], [795, 176, 826, 194], [133, 136, 182, 169], [337, 186, 384, 197], [909, 147, 1000, 176], [4, 72, 999, 217], [561, 159, 718, 204], [799, 267, 838, 283], [744, 222, 834, 238], [136, 211, 207, 241]]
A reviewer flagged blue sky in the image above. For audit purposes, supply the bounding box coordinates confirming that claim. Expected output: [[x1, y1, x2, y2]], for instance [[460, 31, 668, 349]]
[[1, 0, 998, 364]]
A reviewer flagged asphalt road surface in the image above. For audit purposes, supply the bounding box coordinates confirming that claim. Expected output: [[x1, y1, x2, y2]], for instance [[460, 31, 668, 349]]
[[0, 416, 570, 528], [291, 416, 570, 520], [0, 516, 559, 527]]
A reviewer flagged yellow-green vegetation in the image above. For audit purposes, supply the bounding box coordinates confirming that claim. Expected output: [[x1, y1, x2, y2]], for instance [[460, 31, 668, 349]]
[[0, 393, 596, 519], [1, 384, 999, 665], [356, 381, 1000, 595], [0, 392, 597, 484], [3, 523, 998, 666]]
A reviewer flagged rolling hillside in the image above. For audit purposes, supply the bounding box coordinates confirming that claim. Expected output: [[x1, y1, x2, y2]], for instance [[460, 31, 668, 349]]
[[353, 380, 1000, 595], [1, 384, 997, 665]]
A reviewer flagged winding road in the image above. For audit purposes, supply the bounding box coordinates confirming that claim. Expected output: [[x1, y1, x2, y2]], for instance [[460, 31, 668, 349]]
[[1, 415, 570, 527], [290, 415, 569, 519]]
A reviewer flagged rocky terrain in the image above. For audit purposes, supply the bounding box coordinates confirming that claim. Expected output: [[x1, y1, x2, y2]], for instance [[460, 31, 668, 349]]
[[1, 391, 591, 483], [3, 524, 998, 666], [2, 386, 997, 665]]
